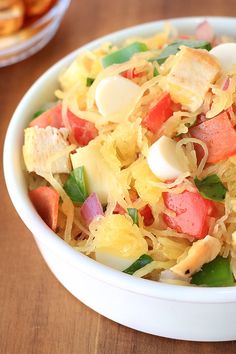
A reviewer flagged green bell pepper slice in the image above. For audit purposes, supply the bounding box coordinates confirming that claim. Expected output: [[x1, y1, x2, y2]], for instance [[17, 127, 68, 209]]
[[123, 254, 153, 275], [64, 166, 88, 204], [153, 39, 212, 65], [191, 256, 234, 287], [102, 42, 148, 68], [127, 207, 139, 226]]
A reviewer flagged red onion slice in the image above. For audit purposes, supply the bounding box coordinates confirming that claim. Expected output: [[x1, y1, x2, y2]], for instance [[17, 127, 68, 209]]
[[222, 77, 230, 91], [195, 20, 214, 42], [80, 193, 103, 225]]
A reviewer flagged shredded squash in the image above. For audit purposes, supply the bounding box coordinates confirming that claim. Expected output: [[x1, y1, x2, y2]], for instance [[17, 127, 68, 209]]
[[23, 23, 236, 286]]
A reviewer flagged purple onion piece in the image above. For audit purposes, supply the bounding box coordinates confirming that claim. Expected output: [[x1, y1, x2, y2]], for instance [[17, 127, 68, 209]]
[[195, 20, 214, 42], [80, 192, 103, 225]]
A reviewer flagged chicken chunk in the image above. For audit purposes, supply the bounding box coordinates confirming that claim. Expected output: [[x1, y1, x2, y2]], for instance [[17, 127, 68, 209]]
[[170, 235, 221, 278], [23, 126, 72, 175], [166, 46, 221, 112]]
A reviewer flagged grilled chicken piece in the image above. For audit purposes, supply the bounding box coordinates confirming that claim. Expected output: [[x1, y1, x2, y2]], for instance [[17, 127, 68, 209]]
[[170, 235, 221, 278], [23, 126, 72, 175], [166, 46, 221, 112]]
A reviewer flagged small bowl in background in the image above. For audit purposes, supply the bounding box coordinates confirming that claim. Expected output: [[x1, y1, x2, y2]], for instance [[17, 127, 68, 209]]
[[0, 0, 71, 67]]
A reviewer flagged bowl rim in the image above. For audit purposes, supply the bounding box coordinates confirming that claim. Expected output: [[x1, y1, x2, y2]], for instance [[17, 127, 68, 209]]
[[4, 16, 236, 304], [31, 0, 71, 28]]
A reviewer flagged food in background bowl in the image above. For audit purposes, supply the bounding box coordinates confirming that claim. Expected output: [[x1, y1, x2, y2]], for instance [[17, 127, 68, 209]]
[[22, 20, 236, 287], [0, 0, 70, 67], [0, 0, 24, 35], [24, 0, 54, 17], [0, 0, 55, 36]]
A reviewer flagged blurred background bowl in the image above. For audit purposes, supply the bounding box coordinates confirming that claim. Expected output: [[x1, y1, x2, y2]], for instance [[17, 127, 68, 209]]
[[0, 0, 71, 67]]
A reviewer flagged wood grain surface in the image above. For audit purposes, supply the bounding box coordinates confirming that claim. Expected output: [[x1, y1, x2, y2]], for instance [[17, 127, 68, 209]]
[[1, 0, 236, 353]]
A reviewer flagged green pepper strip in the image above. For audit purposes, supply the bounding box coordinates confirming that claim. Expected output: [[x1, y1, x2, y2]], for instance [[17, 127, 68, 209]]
[[191, 256, 234, 287], [152, 39, 212, 65], [102, 42, 148, 68], [64, 166, 88, 204], [127, 207, 139, 226], [123, 254, 153, 275], [194, 174, 227, 202], [153, 67, 159, 77], [31, 109, 45, 120], [86, 77, 95, 87]]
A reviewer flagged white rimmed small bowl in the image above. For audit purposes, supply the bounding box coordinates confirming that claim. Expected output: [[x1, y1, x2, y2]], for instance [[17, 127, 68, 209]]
[[4, 17, 236, 342]]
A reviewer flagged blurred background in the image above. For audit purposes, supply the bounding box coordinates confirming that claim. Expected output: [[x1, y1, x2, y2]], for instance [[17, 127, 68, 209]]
[[1, 1, 236, 353]]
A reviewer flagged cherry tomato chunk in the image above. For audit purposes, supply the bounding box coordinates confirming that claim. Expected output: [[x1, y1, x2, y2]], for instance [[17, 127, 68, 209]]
[[30, 104, 63, 128], [30, 103, 98, 146], [190, 112, 236, 163], [142, 92, 177, 134], [139, 204, 154, 226], [163, 190, 214, 239], [29, 186, 59, 231]]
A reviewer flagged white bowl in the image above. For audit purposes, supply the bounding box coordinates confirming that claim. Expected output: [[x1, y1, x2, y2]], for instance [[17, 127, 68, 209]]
[[4, 16, 236, 342]]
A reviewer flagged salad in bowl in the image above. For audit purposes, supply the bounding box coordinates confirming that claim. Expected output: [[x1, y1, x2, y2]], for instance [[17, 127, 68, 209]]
[[21, 19, 236, 288]]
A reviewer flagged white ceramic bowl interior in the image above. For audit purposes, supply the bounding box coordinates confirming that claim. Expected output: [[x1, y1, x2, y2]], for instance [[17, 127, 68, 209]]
[[4, 17, 236, 342]]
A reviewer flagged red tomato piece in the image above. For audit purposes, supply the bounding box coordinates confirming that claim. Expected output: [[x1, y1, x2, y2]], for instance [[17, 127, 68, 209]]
[[190, 112, 236, 163], [29, 104, 63, 128], [163, 190, 214, 239], [178, 35, 191, 40], [121, 68, 145, 80], [67, 112, 98, 146], [29, 186, 59, 231], [139, 204, 154, 226], [30, 103, 98, 146], [142, 92, 175, 134], [113, 203, 126, 215]]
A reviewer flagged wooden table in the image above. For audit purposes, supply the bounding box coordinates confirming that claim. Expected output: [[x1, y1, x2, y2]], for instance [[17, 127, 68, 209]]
[[1, 0, 236, 352]]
